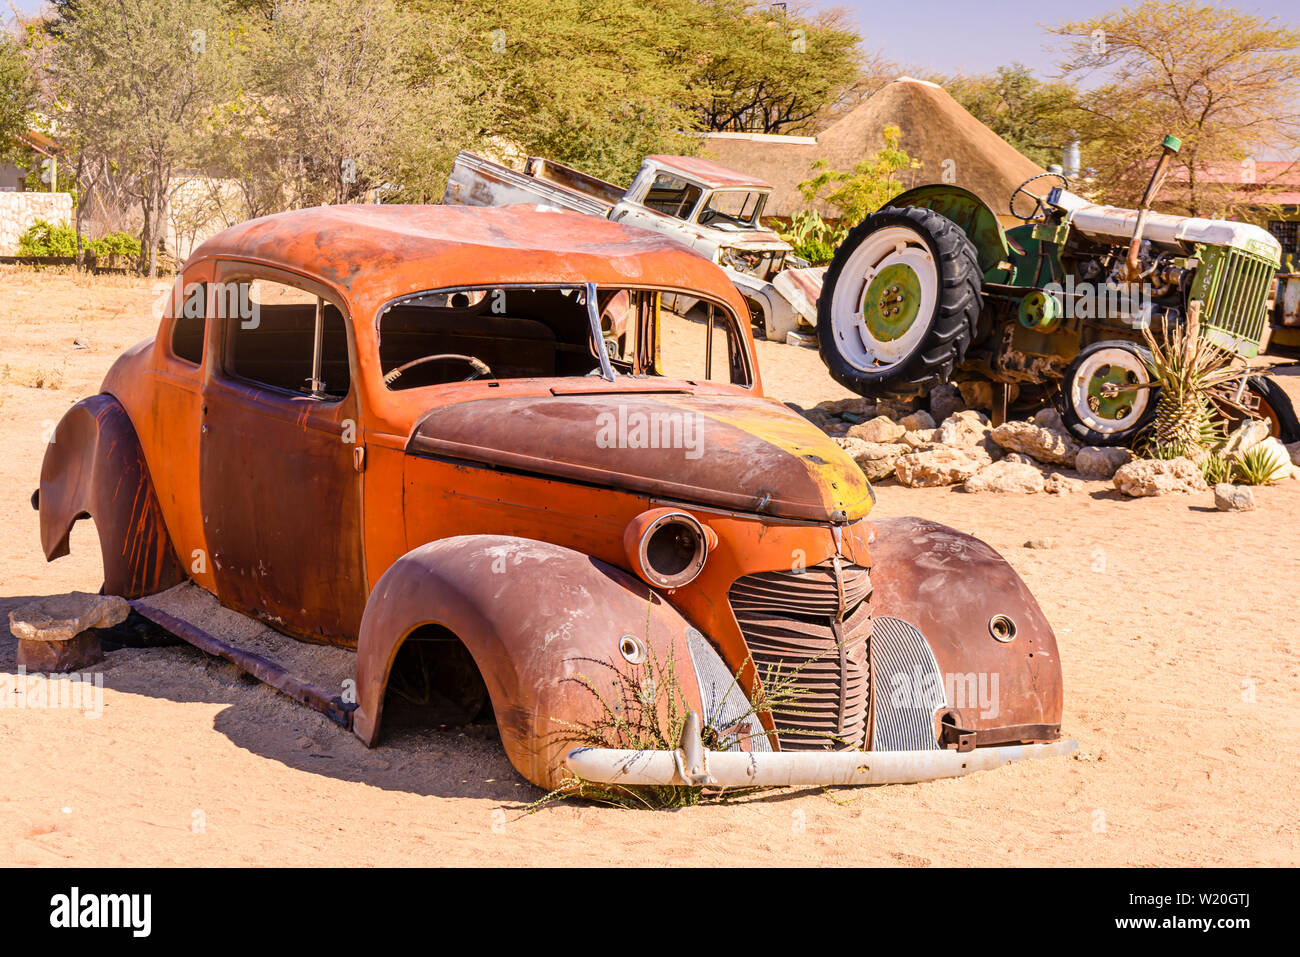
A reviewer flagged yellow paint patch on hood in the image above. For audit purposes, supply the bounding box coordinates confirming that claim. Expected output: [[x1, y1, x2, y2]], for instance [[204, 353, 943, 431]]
[[657, 394, 874, 521]]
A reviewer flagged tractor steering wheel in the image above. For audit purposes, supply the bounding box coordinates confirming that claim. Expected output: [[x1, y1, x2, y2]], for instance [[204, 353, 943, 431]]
[[384, 353, 492, 385], [1010, 172, 1071, 222]]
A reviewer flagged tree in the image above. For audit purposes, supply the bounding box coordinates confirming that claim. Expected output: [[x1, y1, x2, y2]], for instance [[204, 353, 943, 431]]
[[1054, 0, 1300, 217], [48, 0, 240, 275], [0, 30, 36, 165], [944, 63, 1085, 169], [686, 1, 863, 135], [248, 0, 462, 207], [440, 0, 705, 186]]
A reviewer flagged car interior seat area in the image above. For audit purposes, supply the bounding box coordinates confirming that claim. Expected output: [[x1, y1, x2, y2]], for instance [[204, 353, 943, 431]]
[[378, 287, 606, 390]]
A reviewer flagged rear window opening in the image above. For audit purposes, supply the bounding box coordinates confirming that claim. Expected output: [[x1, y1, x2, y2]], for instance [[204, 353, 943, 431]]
[[377, 284, 751, 390]]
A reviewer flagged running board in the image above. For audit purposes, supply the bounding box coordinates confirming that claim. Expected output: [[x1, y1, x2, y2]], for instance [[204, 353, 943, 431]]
[[131, 583, 356, 728]]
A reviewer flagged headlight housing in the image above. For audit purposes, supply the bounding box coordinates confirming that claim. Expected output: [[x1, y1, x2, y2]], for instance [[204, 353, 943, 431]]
[[623, 508, 712, 589]]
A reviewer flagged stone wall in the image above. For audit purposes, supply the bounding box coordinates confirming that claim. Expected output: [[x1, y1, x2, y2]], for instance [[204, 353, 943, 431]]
[[0, 192, 74, 255]]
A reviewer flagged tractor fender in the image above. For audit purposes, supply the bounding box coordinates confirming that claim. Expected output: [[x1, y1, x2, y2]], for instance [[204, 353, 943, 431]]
[[869, 516, 1064, 745], [353, 535, 712, 789], [38, 394, 185, 599], [886, 184, 1010, 275]]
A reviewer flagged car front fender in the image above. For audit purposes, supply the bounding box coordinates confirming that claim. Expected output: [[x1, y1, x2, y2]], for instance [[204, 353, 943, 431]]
[[727, 268, 800, 342], [869, 516, 1064, 747], [353, 535, 723, 789], [38, 394, 185, 598]]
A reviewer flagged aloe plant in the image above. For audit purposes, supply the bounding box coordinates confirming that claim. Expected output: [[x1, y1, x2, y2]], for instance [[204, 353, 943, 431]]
[[1140, 302, 1249, 459]]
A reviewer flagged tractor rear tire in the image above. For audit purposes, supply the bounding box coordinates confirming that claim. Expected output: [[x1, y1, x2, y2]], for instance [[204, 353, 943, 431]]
[[817, 206, 981, 398]]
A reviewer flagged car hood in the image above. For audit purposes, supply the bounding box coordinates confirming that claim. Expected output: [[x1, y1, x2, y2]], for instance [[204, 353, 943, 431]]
[[405, 389, 872, 522]]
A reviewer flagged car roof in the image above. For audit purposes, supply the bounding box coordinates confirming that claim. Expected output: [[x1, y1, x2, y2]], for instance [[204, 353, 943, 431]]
[[186, 203, 748, 311], [645, 155, 773, 191]]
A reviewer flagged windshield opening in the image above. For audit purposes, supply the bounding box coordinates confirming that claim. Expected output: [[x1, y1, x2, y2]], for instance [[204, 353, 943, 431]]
[[376, 284, 751, 390], [698, 189, 765, 227]]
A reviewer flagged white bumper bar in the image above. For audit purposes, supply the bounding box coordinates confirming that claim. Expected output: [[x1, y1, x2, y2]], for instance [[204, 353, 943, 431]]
[[564, 739, 1078, 788]]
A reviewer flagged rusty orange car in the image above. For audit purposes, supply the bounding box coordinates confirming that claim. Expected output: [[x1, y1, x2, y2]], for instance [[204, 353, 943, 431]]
[[35, 204, 1074, 790]]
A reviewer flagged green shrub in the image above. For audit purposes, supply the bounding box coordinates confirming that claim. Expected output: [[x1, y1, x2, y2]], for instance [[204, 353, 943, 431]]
[[1236, 445, 1287, 485], [15, 220, 140, 267], [15, 220, 79, 257], [1200, 453, 1234, 485], [779, 209, 847, 266], [87, 231, 141, 267]]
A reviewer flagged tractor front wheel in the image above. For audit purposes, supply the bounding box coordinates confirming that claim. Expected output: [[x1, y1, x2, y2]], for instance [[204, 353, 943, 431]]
[[1059, 340, 1158, 447]]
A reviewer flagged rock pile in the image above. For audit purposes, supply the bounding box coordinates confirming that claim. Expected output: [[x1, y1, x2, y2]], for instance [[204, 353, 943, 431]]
[[790, 382, 1300, 503], [803, 395, 1090, 493]]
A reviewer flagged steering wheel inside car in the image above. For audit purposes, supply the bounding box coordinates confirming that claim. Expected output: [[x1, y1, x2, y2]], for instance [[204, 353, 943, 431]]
[[383, 353, 492, 385], [1010, 172, 1071, 222]]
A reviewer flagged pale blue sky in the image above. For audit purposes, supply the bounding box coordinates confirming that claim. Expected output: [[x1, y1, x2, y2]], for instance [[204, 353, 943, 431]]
[[6, 0, 1299, 78], [826, 0, 1299, 77]]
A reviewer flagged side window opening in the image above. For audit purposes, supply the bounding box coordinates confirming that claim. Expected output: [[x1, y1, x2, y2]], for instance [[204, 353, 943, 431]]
[[224, 278, 350, 398], [698, 190, 764, 227], [171, 282, 206, 365], [656, 301, 750, 385]]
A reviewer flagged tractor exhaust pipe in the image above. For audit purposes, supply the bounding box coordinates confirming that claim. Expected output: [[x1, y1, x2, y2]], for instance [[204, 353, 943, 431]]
[[1124, 135, 1182, 281]]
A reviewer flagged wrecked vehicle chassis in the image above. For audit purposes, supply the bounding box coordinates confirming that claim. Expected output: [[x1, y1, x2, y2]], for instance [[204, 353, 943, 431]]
[[36, 204, 1073, 790]]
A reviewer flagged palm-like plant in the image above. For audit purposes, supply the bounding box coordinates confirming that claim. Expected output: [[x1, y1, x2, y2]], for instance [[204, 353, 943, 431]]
[[1140, 301, 1250, 458]]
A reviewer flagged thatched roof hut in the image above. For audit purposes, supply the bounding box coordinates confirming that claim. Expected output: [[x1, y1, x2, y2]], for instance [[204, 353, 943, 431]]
[[702, 76, 1046, 222]]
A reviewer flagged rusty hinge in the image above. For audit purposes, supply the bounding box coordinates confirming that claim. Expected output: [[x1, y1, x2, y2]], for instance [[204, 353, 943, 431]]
[[353, 446, 366, 472]]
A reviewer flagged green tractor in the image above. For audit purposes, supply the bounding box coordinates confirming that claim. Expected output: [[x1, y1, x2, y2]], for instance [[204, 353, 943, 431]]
[[817, 135, 1300, 446]]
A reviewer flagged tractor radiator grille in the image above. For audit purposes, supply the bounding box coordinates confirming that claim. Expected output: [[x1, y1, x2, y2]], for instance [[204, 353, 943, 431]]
[[1200, 249, 1275, 350], [728, 560, 872, 750]]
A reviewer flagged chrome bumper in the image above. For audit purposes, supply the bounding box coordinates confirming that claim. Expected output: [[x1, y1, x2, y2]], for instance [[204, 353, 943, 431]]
[[564, 738, 1078, 788]]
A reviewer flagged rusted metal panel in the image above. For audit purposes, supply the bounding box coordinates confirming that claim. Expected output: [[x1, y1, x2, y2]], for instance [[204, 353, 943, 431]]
[[772, 266, 826, 325], [405, 392, 873, 523], [646, 155, 774, 191], [868, 516, 1064, 745], [444, 150, 612, 216], [353, 535, 708, 790], [132, 598, 354, 727], [199, 371, 367, 646], [38, 395, 185, 598]]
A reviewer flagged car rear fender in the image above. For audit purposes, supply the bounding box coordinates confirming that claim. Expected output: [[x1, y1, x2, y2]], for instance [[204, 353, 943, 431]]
[[37, 394, 185, 598], [353, 535, 714, 789]]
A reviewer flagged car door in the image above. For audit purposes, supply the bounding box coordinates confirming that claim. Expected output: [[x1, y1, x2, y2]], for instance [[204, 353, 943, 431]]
[[199, 262, 366, 646]]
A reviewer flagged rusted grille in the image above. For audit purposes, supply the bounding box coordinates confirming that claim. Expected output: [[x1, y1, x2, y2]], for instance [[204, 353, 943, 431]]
[[728, 560, 872, 750]]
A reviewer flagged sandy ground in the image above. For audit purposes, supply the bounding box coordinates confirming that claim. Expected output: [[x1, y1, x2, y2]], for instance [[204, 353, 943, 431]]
[[1, 266, 1297, 866]]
